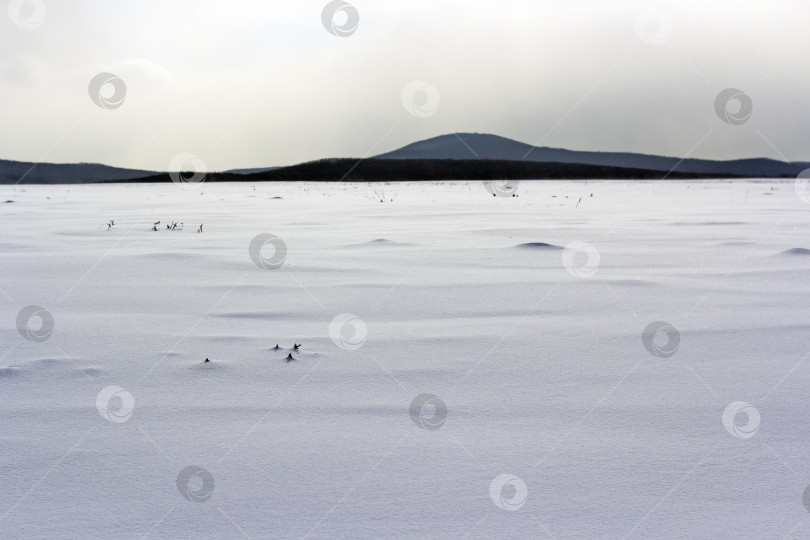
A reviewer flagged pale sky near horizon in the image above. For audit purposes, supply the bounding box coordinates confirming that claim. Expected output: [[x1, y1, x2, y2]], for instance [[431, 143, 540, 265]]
[[1, 0, 808, 171]]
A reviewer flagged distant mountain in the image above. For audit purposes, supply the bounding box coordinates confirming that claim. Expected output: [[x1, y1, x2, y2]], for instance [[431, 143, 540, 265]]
[[0, 159, 281, 184], [375, 133, 809, 178], [0, 159, 158, 184], [3, 133, 807, 184]]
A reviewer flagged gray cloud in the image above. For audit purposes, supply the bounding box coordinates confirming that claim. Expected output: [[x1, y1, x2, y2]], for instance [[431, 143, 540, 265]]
[[1, 0, 807, 170]]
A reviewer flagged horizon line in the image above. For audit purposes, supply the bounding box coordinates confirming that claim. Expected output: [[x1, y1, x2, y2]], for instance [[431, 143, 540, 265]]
[[0, 131, 806, 172]]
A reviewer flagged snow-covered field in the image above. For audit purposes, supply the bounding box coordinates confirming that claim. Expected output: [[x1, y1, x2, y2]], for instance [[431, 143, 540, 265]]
[[1, 180, 809, 539]]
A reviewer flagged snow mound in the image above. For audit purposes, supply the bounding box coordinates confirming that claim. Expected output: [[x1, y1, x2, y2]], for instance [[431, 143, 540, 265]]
[[1, 358, 102, 378], [604, 279, 654, 287], [345, 238, 413, 247], [0, 366, 22, 378], [781, 247, 810, 256], [671, 221, 746, 226], [514, 242, 562, 250], [216, 311, 294, 320]]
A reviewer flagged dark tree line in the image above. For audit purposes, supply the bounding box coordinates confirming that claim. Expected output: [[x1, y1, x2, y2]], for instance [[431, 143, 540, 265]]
[[112, 158, 753, 183]]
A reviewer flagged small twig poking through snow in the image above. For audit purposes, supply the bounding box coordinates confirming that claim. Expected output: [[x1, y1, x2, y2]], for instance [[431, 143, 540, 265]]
[[152, 220, 188, 231], [366, 184, 398, 203], [198, 224, 203, 233], [106, 220, 115, 230]]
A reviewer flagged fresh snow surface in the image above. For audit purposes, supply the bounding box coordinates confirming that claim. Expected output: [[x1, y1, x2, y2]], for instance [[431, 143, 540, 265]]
[[1, 180, 809, 539]]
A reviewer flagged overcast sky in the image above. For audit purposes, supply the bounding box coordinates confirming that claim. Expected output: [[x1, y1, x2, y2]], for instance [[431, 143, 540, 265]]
[[1, 0, 808, 171]]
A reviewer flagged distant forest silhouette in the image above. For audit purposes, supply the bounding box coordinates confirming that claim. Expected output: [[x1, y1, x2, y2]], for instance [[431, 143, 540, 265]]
[[116, 158, 750, 183]]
